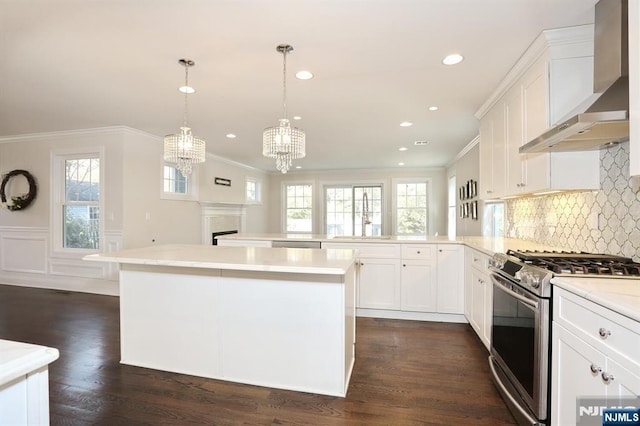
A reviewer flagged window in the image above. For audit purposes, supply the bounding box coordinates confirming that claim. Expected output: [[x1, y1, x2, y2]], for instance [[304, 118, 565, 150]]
[[285, 184, 313, 232], [325, 185, 382, 236], [163, 165, 187, 194], [483, 201, 504, 237], [52, 152, 103, 252], [395, 181, 428, 236], [246, 178, 261, 203], [161, 162, 197, 200]]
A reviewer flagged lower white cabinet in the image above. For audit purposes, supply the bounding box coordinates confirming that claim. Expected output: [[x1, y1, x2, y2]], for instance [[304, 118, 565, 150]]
[[464, 247, 492, 348], [358, 256, 401, 310], [400, 245, 437, 312], [436, 245, 464, 314], [551, 287, 640, 426]]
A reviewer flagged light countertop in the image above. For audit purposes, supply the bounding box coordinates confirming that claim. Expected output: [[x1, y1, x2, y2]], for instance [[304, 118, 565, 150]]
[[217, 233, 564, 256], [84, 244, 357, 275], [552, 277, 640, 323], [0, 340, 59, 387]]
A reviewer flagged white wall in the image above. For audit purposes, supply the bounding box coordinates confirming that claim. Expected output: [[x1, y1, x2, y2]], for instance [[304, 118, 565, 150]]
[[0, 126, 271, 295], [266, 168, 447, 236]]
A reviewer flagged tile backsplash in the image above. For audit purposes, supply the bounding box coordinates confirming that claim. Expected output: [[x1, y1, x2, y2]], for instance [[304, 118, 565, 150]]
[[505, 143, 640, 261]]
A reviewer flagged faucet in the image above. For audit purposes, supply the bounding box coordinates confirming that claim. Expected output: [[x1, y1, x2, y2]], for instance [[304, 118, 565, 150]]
[[361, 192, 371, 237]]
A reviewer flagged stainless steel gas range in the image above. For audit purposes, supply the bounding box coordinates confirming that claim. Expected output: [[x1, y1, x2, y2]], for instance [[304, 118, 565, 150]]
[[487, 250, 640, 426]]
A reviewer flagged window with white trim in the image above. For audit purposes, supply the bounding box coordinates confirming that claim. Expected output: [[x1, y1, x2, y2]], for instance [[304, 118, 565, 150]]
[[395, 181, 428, 237], [161, 162, 197, 200], [246, 177, 261, 203], [52, 151, 103, 251], [163, 165, 188, 194], [284, 184, 312, 233], [324, 185, 383, 236]]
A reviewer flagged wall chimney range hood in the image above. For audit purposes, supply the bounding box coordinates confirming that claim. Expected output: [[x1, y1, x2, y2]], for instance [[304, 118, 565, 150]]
[[520, 0, 629, 154]]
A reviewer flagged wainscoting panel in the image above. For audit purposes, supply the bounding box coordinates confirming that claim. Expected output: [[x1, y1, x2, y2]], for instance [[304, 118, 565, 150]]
[[0, 227, 48, 274]]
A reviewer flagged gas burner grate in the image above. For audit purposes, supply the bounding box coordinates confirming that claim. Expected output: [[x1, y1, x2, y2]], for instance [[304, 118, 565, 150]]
[[506, 250, 640, 277]]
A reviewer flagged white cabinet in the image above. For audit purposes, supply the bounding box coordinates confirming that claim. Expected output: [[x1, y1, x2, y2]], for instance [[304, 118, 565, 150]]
[[479, 104, 506, 199], [630, 0, 640, 176], [436, 245, 464, 314], [400, 245, 437, 312], [323, 242, 401, 311], [464, 247, 492, 349], [551, 287, 640, 426], [478, 25, 600, 199]]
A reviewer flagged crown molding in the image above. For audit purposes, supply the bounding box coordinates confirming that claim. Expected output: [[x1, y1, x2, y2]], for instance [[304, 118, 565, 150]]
[[447, 135, 480, 168], [0, 125, 161, 144]]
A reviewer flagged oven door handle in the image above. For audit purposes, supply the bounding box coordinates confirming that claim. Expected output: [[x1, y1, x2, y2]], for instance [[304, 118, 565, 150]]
[[490, 274, 539, 309]]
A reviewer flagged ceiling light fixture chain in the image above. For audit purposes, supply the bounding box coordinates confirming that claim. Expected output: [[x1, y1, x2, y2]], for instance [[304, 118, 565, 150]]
[[164, 58, 205, 177], [263, 44, 306, 174]]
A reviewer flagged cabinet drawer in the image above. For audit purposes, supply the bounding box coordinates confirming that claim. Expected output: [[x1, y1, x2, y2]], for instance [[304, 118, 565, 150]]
[[401, 245, 435, 260], [554, 287, 640, 365], [469, 249, 490, 272], [323, 242, 400, 259]]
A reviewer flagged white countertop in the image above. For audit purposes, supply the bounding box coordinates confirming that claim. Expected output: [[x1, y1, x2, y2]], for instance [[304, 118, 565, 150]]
[[217, 233, 564, 255], [552, 277, 640, 323], [84, 244, 357, 275], [0, 340, 59, 387]]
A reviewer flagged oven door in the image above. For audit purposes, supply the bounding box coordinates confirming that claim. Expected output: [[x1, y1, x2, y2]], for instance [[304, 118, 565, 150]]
[[489, 270, 550, 424]]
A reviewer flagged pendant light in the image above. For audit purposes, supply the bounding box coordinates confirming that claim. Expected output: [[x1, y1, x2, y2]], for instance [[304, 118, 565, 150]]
[[164, 59, 206, 177], [263, 44, 306, 174]]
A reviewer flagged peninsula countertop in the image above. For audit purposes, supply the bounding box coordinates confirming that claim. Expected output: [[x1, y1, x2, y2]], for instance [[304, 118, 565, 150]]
[[84, 244, 357, 275], [216, 233, 564, 256]]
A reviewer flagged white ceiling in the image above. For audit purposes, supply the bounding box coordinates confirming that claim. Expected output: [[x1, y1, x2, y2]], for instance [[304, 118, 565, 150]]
[[0, 0, 597, 172]]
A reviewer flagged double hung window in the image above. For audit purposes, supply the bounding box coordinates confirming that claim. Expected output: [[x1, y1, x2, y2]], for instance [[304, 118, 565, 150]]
[[284, 184, 313, 233]]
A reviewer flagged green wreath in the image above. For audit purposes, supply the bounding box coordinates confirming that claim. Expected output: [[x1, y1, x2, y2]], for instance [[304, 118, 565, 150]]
[[0, 170, 37, 211]]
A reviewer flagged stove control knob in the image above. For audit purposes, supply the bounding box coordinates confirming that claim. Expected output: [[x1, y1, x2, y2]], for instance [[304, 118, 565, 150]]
[[530, 275, 541, 289]]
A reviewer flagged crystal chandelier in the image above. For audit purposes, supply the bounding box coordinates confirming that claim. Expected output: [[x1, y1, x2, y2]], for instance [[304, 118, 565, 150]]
[[263, 44, 306, 174], [164, 59, 206, 177]]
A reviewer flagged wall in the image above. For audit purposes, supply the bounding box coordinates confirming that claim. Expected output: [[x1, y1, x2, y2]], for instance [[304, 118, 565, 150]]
[[267, 167, 447, 236], [446, 139, 483, 236], [0, 126, 271, 295], [505, 142, 640, 262]]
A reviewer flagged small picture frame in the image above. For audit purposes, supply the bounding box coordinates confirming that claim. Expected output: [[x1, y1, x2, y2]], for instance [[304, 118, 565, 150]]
[[471, 201, 478, 220], [471, 180, 477, 198]]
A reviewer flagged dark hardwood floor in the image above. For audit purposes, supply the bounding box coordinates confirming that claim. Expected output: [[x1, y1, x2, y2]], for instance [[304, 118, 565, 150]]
[[0, 284, 516, 425]]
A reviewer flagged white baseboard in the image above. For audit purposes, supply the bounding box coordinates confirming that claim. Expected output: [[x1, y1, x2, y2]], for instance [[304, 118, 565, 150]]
[[356, 308, 468, 323]]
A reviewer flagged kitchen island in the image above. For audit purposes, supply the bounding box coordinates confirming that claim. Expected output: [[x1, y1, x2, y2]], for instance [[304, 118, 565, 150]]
[[84, 244, 357, 397]]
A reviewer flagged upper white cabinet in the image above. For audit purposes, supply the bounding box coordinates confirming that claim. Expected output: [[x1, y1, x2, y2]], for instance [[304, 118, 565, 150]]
[[630, 0, 640, 176], [478, 25, 600, 199]]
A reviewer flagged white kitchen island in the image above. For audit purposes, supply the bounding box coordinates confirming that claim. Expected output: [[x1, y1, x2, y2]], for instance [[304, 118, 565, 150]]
[[84, 244, 357, 397]]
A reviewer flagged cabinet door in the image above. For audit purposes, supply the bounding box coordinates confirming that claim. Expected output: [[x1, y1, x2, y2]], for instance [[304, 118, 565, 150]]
[[468, 268, 484, 335], [482, 277, 493, 349], [521, 58, 551, 193], [605, 357, 640, 403], [358, 258, 401, 310], [504, 85, 525, 194], [436, 245, 464, 314], [479, 105, 506, 199], [400, 260, 437, 312], [552, 323, 607, 426]]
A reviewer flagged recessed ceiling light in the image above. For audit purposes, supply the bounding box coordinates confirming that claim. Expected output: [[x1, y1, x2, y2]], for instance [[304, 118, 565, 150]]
[[442, 54, 464, 65], [400, 121, 413, 127], [399, 147, 408, 151], [178, 85, 195, 94], [428, 106, 439, 111], [293, 116, 302, 120], [414, 140, 429, 146], [398, 162, 405, 166], [226, 133, 236, 139], [295, 166, 302, 169], [295, 70, 313, 80]]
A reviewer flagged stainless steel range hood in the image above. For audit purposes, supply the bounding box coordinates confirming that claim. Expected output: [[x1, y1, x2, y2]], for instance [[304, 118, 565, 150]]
[[520, 0, 629, 153]]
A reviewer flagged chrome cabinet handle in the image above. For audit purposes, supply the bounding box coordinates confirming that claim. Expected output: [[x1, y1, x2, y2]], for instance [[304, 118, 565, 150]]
[[598, 328, 611, 339], [486, 190, 493, 194], [416, 250, 421, 254], [590, 364, 602, 374], [601, 372, 615, 384], [403, 264, 406, 267]]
